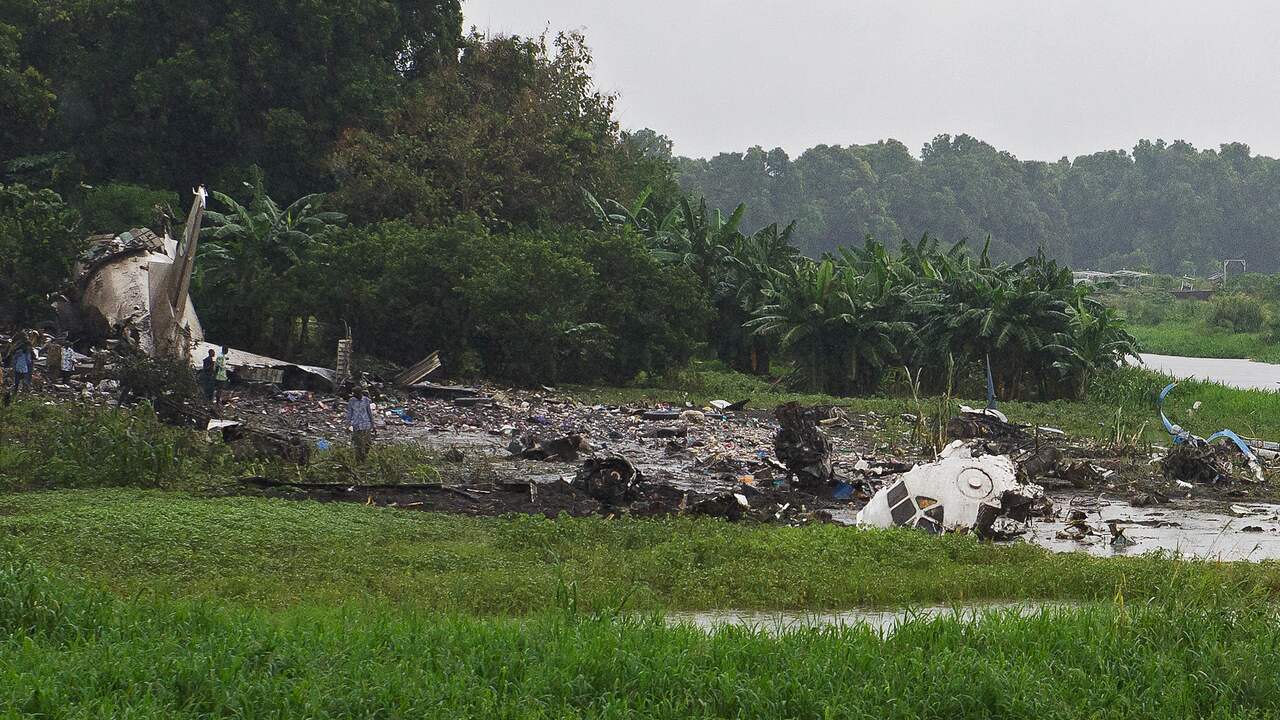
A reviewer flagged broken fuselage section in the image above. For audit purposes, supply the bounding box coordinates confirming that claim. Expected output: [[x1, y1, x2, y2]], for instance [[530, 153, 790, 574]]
[[856, 450, 1044, 538], [68, 188, 337, 391]]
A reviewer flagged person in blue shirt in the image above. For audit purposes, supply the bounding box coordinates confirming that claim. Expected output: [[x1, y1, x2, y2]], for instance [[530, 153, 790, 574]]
[[345, 386, 375, 461], [10, 337, 33, 393]]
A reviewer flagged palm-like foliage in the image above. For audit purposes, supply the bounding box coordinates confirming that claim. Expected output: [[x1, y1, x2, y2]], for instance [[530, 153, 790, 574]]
[[198, 171, 345, 352], [750, 258, 912, 394], [587, 188, 1123, 400], [1048, 295, 1141, 398]]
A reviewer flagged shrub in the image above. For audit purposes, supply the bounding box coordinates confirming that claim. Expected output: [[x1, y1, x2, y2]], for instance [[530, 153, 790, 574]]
[[1209, 293, 1266, 332], [0, 398, 231, 490], [0, 183, 83, 325]]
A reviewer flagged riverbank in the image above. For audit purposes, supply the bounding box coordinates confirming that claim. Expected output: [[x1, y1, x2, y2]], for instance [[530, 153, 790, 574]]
[[1130, 321, 1280, 364]]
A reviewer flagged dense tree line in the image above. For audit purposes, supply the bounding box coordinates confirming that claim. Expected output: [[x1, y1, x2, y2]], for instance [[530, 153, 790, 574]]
[[0, 3, 1137, 398], [677, 136, 1280, 274], [1, 0, 463, 199]]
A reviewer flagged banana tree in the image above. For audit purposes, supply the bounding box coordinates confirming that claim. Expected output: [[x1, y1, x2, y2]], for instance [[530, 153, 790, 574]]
[[198, 172, 345, 354]]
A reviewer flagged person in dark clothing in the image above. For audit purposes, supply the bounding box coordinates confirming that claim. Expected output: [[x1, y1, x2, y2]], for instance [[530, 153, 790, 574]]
[[200, 349, 217, 401]]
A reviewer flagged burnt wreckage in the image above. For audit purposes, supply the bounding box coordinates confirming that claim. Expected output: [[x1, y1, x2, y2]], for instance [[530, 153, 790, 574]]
[[63, 188, 334, 390]]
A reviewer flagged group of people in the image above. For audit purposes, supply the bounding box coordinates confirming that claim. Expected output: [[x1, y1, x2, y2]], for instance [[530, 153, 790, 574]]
[[198, 346, 230, 404], [4, 331, 78, 395], [6, 334, 379, 463]]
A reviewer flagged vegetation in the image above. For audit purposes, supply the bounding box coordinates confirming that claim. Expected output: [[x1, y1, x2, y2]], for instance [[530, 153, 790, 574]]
[[2, 553, 1278, 718], [5, 486, 1280, 613], [200, 171, 346, 354], [1104, 279, 1280, 362], [0, 399, 232, 492], [0, 2, 1140, 403], [0, 183, 83, 326], [678, 136, 1280, 273], [1, 0, 463, 198]]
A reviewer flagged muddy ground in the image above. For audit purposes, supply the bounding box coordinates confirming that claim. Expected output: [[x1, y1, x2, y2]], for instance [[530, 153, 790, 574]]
[[32, 377, 1280, 559]]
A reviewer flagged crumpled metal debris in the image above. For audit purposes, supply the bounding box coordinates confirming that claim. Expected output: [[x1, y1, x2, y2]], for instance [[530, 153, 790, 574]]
[[574, 454, 641, 505], [510, 434, 592, 461], [1159, 382, 1265, 483], [856, 448, 1045, 539], [773, 402, 835, 489]]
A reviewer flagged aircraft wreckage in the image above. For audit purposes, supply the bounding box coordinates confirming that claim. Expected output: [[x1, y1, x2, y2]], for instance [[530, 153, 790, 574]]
[[60, 188, 335, 390]]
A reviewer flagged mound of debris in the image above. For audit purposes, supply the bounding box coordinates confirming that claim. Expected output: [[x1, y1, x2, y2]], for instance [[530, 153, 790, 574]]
[[773, 402, 837, 489]]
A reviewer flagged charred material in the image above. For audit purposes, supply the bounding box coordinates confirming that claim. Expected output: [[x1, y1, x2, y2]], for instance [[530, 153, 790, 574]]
[[574, 455, 642, 505], [511, 434, 592, 461], [947, 411, 1028, 444], [1163, 443, 1235, 485], [773, 402, 835, 488]]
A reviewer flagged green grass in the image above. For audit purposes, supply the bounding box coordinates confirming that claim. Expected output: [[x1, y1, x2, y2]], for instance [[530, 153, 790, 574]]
[[3, 553, 1280, 718], [3, 489, 1280, 613], [1130, 320, 1280, 363]]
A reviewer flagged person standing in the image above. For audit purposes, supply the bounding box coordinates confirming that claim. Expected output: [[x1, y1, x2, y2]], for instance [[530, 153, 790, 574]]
[[46, 342, 63, 384], [214, 346, 230, 404], [345, 386, 375, 462], [60, 344, 76, 382], [10, 339, 32, 393], [200, 349, 217, 401]]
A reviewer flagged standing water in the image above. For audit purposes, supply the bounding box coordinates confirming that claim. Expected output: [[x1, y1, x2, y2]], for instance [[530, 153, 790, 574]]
[[1138, 353, 1280, 392]]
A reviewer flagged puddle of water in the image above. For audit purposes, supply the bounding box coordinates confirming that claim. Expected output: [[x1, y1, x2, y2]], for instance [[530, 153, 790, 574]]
[[829, 496, 1280, 561], [664, 602, 1073, 635], [1138, 353, 1280, 392], [1029, 496, 1280, 561]]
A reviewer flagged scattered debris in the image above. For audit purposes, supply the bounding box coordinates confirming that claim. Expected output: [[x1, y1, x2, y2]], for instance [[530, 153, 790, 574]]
[[947, 410, 1027, 444], [395, 351, 442, 387], [512, 434, 593, 461], [1163, 443, 1235, 485], [1159, 382, 1266, 483], [574, 455, 642, 505]]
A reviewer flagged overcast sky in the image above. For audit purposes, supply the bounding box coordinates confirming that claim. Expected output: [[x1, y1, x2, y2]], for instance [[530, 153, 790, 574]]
[[463, 0, 1280, 162]]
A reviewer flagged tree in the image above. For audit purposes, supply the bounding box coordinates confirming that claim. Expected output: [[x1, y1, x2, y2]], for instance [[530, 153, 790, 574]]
[[197, 171, 345, 354], [0, 22, 54, 163], [1049, 296, 1140, 399], [0, 184, 83, 326], [677, 135, 1280, 273], [4, 0, 463, 198], [330, 32, 652, 228], [749, 257, 910, 395]]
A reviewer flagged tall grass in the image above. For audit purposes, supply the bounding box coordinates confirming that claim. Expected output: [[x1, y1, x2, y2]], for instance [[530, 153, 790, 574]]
[[0, 399, 235, 491], [1130, 321, 1280, 362], [1, 551, 1279, 718]]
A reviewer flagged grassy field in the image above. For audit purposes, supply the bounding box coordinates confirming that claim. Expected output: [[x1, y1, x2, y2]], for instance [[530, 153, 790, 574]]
[[2, 489, 1280, 613], [1130, 321, 1280, 363], [6, 393, 1280, 715], [2, 554, 1278, 719]]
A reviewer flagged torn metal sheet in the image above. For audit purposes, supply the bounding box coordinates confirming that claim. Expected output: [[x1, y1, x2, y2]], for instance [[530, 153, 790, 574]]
[[856, 452, 1044, 538], [190, 342, 336, 391], [1158, 382, 1265, 482], [395, 351, 442, 387]]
